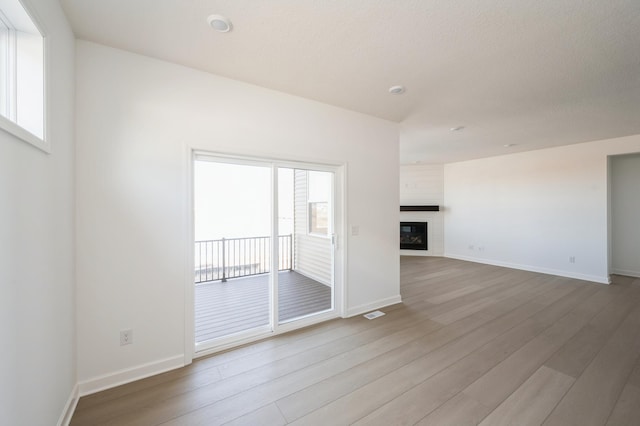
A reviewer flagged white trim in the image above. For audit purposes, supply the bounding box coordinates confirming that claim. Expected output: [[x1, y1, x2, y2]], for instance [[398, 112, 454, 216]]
[[339, 164, 348, 317], [607, 156, 613, 277], [444, 253, 611, 284], [345, 295, 403, 318], [0, 113, 48, 152], [195, 325, 272, 356], [183, 144, 195, 365], [192, 149, 343, 170], [56, 383, 79, 426], [77, 355, 184, 397], [610, 268, 640, 278], [271, 163, 279, 334], [277, 310, 338, 330], [0, 0, 49, 153]]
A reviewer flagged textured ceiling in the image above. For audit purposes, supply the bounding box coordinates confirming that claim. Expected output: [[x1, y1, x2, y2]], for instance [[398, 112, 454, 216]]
[[60, 0, 640, 163]]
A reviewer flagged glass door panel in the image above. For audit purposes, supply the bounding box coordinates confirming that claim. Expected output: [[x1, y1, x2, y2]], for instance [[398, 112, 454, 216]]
[[194, 160, 272, 344], [277, 167, 334, 324]]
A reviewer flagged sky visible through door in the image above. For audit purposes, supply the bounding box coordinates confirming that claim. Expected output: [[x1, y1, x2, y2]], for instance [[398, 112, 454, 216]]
[[194, 161, 294, 240]]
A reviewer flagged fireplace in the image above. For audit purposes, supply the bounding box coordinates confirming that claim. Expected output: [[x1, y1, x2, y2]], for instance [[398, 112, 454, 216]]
[[400, 222, 428, 250]]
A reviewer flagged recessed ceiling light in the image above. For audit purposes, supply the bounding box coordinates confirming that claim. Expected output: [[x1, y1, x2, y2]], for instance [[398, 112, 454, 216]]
[[207, 14, 232, 32], [389, 85, 405, 95], [450, 126, 465, 132]]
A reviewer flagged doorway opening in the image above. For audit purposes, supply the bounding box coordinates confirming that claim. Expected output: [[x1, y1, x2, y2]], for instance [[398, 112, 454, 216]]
[[192, 154, 340, 353], [608, 153, 640, 279]]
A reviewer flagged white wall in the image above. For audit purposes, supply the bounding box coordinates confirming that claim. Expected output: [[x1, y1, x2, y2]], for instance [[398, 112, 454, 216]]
[[0, 0, 76, 424], [444, 134, 640, 283], [399, 164, 444, 256], [610, 153, 640, 277], [75, 41, 400, 389]]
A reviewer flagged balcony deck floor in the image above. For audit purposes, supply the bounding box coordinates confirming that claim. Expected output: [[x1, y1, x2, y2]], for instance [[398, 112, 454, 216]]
[[195, 271, 332, 343]]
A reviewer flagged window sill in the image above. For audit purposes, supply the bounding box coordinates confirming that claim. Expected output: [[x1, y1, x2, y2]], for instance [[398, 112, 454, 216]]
[[0, 115, 49, 153]]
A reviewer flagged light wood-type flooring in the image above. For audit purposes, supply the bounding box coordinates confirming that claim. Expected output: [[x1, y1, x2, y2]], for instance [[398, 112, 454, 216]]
[[71, 257, 640, 425]]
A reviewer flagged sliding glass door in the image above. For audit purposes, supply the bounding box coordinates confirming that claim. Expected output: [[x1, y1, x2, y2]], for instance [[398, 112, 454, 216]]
[[193, 154, 337, 351]]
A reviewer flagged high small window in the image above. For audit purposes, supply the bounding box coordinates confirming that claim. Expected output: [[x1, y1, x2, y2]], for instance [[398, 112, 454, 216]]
[[0, 0, 45, 150], [307, 171, 332, 236]]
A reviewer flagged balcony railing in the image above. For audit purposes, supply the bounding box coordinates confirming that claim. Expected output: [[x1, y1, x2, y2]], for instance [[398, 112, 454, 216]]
[[195, 235, 293, 283]]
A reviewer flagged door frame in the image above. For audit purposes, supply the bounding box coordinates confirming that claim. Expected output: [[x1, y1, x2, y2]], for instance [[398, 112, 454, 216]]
[[185, 148, 346, 362]]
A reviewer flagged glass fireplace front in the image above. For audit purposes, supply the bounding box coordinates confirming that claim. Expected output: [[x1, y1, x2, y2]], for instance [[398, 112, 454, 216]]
[[400, 222, 428, 250]]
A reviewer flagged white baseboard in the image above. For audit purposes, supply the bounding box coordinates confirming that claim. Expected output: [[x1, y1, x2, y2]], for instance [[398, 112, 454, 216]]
[[57, 383, 79, 426], [346, 295, 403, 318], [444, 253, 610, 284], [78, 355, 184, 397], [611, 268, 640, 278]]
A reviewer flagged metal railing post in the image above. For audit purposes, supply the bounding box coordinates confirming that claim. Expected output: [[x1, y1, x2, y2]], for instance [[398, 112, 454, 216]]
[[289, 234, 293, 271], [221, 238, 226, 282]]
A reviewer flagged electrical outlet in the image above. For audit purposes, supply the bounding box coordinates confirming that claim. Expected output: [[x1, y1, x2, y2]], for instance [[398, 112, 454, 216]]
[[120, 329, 133, 346], [569, 256, 576, 264]]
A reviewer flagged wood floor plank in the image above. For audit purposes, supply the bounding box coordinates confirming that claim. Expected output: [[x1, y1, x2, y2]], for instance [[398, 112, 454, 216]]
[[276, 281, 552, 423], [214, 305, 434, 379], [167, 275, 553, 425], [478, 366, 574, 426], [73, 316, 357, 415], [293, 280, 589, 425], [74, 317, 375, 419], [70, 258, 640, 426], [78, 310, 435, 424], [221, 403, 287, 426], [605, 383, 640, 426], [542, 306, 640, 426], [429, 278, 543, 324], [347, 283, 597, 426], [425, 284, 483, 304], [626, 355, 640, 387], [99, 317, 444, 425], [415, 393, 490, 426], [462, 286, 611, 410], [544, 286, 640, 378], [70, 367, 223, 425], [156, 320, 453, 425], [102, 320, 440, 424]]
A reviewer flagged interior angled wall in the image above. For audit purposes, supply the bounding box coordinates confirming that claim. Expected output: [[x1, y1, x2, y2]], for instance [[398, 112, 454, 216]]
[[444, 134, 640, 283]]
